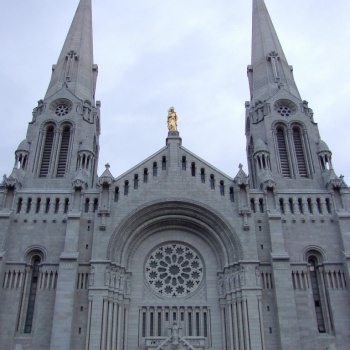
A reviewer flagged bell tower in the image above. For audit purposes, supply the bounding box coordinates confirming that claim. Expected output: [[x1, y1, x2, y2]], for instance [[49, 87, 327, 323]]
[[245, 0, 344, 192], [7, 0, 100, 191]]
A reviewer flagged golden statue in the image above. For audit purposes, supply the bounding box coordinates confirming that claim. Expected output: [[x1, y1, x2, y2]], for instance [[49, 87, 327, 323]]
[[167, 107, 178, 131]]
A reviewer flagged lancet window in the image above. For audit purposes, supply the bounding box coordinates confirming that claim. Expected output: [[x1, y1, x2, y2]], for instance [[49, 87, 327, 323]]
[[56, 126, 71, 177], [39, 126, 55, 177]]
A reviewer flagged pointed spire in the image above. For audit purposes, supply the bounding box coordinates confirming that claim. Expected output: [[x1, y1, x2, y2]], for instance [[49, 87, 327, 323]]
[[248, 0, 300, 102], [45, 0, 97, 103]]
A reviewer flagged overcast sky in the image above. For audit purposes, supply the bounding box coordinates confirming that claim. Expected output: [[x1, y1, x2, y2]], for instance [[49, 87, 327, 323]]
[[0, 0, 349, 182]]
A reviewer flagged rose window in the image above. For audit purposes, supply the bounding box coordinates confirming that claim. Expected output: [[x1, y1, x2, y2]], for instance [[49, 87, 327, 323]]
[[55, 105, 70, 117], [145, 243, 204, 298], [277, 106, 291, 117]]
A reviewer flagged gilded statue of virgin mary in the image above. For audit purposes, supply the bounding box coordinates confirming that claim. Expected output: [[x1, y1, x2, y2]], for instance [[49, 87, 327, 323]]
[[167, 107, 178, 131]]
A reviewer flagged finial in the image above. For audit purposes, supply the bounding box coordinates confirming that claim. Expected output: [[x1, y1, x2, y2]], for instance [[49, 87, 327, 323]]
[[167, 107, 178, 131], [105, 163, 110, 169], [239, 163, 243, 170]]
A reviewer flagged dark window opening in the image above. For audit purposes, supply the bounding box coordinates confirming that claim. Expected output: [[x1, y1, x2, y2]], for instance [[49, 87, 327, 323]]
[[85, 198, 90, 213], [316, 198, 322, 214], [39, 127, 54, 177], [64, 198, 69, 213], [182, 156, 186, 170], [307, 198, 313, 213], [93, 199, 98, 212], [325, 198, 331, 214], [289, 198, 294, 214], [17, 198, 23, 213], [114, 187, 119, 202], [210, 175, 215, 189], [298, 198, 303, 213], [200, 168, 205, 183], [56, 126, 71, 178], [162, 156, 166, 170], [259, 198, 264, 213], [45, 198, 50, 214], [134, 175, 139, 190], [24, 258, 40, 333], [220, 181, 224, 195], [276, 127, 291, 177], [229, 187, 234, 202], [143, 168, 148, 183], [54, 198, 60, 213], [26, 198, 32, 213], [250, 198, 255, 212], [279, 198, 285, 214], [124, 180, 129, 195], [191, 162, 196, 176], [35, 198, 41, 214]]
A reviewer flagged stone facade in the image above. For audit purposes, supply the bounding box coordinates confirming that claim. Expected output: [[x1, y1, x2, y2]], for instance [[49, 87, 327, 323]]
[[0, 0, 349, 349]]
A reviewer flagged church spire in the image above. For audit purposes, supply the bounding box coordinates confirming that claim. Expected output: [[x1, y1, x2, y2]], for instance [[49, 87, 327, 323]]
[[45, 0, 97, 103], [248, 0, 300, 102]]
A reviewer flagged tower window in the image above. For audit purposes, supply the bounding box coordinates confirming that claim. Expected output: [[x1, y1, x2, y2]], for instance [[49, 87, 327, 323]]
[[45, 198, 50, 214], [27, 198, 32, 214], [114, 187, 119, 202], [279, 198, 285, 214], [143, 168, 148, 183], [35, 198, 41, 214], [134, 174, 139, 190], [210, 175, 215, 189], [54, 198, 60, 213], [162, 156, 166, 170], [17, 198, 23, 213], [85, 198, 90, 213], [182, 156, 186, 170], [307, 198, 313, 213], [325, 198, 331, 214], [191, 162, 196, 176], [39, 126, 54, 177], [298, 198, 303, 213], [124, 180, 129, 195], [200, 168, 205, 183], [292, 127, 308, 178], [250, 198, 255, 212], [308, 257, 326, 333], [229, 187, 234, 202], [316, 198, 322, 214], [56, 126, 71, 178], [289, 198, 294, 214], [220, 181, 224, 195], [276, 127, 291, 177], [64, 198, 69, 213], [259, 198, 264, 213], [93, 198, 98, 212], [24, 258, 40, 333], [153, 162, 157, 177]]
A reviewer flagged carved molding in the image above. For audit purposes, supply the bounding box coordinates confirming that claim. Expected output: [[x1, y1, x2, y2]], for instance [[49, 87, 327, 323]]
[[106, 198, 243, 270]]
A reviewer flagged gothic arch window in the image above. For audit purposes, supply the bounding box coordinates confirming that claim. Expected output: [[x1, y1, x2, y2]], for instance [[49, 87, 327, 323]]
[[39, 125, 55, 177], [56, 125, 72, 177], [275, 125, 291, 178], [292, 126, 308, 178], [24, 255, 41, 333]]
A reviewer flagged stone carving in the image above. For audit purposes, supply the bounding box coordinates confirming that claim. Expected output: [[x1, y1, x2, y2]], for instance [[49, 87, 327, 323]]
[[89, 266, 95, 286], [105, 266, 111, 286], [32, 99, 45, 120], [126, 275, 131, 295], [223, 266, 245, 294], [107, 197, 244, 269], [171, 321, 179, 346], [167, 107, 178, 131], [218, 275, 224, 296], [145, 243, 204, 298]]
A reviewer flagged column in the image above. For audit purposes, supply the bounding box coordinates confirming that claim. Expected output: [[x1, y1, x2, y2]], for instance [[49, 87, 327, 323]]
[[85, 298, 93, 350]]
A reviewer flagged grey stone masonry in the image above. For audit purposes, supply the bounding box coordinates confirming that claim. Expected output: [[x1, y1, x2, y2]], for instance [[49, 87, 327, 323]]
[[0, 0, 349, 349]]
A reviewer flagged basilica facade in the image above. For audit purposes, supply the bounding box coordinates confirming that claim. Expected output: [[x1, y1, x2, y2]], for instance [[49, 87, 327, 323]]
[[0, 0, 349, 349]]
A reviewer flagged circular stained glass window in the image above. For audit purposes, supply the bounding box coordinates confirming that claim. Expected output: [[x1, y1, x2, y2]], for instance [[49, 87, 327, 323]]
[[273, 99, 297, 117], [55, 105, 70, 117], [145, 243, 204, 298]]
